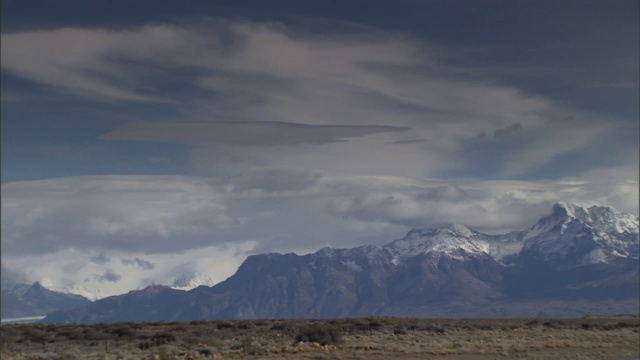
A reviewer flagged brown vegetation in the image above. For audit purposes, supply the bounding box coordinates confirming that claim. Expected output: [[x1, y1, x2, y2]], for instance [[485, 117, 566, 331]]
[[1, 316, 638, 359]]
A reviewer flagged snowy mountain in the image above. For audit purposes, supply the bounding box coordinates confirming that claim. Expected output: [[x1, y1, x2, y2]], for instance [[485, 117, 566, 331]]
[[385, 223, 523, 265], [38, 267, 217, 301], [171, 271, 215, 290], [1, 282, 91, 319], [43, 203, 639, 323], [520, 202, 639, 266]]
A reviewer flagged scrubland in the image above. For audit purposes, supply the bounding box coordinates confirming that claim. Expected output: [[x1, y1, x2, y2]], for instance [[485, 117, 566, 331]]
[[1, 316, 638, 360]]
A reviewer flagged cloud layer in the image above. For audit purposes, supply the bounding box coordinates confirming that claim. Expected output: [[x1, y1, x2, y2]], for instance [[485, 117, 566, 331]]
[[104, 121, 409, 146], [1, 16, 637, 298], [4, 19, 635, 179]]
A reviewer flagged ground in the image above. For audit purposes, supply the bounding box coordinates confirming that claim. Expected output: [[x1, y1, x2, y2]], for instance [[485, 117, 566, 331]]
[[1, 316, 638, 359]]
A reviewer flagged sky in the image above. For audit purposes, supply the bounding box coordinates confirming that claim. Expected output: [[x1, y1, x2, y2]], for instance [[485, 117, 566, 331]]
[[1, 0, 639, 299]]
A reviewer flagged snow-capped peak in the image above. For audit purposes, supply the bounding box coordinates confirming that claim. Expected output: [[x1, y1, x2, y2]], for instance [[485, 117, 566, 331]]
[[171, 272, 214, 291], [384, 224, 490, 260], [551, 202, 638, 235], [521, 203, 639, 265]]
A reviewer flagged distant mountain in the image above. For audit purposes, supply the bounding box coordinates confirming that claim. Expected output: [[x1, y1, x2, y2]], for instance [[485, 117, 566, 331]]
[[171, 271, 215, 291], [43, 203, 639, 323], [41, 268, 215, 301], [1, 282, 91, 319]]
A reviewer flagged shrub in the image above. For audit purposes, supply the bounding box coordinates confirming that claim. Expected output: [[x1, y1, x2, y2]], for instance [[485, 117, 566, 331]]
[[525, 320, 541, 327], [151, 331, 176, 344], [197, 348, 213, 356], [270, 323, 287, 331], [216, 321, 235, 330], [20, 330, 44, 343], [231, 337, 264, 355], [295, 324, 343, 346], [110, 325, 135, 338]]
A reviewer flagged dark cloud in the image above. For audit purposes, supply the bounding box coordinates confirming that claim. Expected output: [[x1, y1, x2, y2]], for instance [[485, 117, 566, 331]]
[[493, 123, 523, 138], [1, 263, 27, 287], [94, 270, 121, 283], [121, 257, 155, 270], [103, 121, 410, 146], [389, 138, 427, 144], [90, 252, 110, 264], [415, 184, 469, 202], [228, 169, 320, 193]]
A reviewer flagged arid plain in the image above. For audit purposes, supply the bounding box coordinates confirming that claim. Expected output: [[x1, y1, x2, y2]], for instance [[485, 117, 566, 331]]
[[1, 316, 638, 360]]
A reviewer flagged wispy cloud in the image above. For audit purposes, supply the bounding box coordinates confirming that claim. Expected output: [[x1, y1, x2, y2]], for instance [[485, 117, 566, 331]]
[[2, 19, 631, 178], [121, 257, 155, 270], [104, 121, 409, 146], [1, 176, 230, 256], [1, 14, 637, 298]]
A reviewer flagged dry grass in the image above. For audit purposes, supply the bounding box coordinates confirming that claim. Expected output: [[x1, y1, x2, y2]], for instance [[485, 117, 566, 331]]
[[1, 316, 638, 359]]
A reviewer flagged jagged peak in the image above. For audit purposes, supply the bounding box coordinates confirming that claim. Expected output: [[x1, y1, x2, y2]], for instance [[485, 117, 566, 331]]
[[134, 284, 173, 294], [171, 271, 214, 290], [317, 246, 336, 255], [384, 223, 489, 261], [443, 223, 475, 235], [549, 202, 638, 234], [404, 223, 476, 239], [552, 202, 581, 217]]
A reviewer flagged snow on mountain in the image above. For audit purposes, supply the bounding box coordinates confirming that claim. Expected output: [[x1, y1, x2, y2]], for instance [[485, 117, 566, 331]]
[[385, 224, 489, 259], [46, 271, 216, 300], [171, 271, 214, 291], [352, 202, 639, 268], [555, 202, 638, 234], [383, 223, 523, 265], [40, 202, 640, 323], [36, 202, 640, 304], [520, 202, 639, 265], [51, 284, 104, 302]]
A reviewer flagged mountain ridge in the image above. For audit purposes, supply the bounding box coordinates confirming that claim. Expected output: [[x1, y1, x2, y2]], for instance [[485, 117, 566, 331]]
[[1, 282, 91, 319], [42, 202, 639, 323]]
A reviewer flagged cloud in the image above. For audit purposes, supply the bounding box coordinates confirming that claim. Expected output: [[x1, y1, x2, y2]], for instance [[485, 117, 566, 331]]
[[493, 123, 523, 138], [227, 169, 320, 193], [497, 121, 624, 177], [2, 244, 257, 300], [323, 176, 640, 234], [1, 176, 231, 256], [2, 19, 629, 179], [103, 121, 409, 146], [121, 258, 155, 270], [1, 172, 637, 297], [389, 138, 427, 144], [94, 270, 121, 283], [5, 173, 634, 257], [90, 252, 110, 265], [1, 263, 28, 287]]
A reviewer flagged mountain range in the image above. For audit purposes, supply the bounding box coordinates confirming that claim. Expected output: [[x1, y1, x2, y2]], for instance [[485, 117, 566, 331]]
[[1, 282, 91, 320], [42, 203, 639, 323]]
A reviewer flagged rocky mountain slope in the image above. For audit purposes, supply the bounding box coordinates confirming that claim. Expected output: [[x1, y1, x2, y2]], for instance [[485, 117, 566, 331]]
[[43, 203, 639, 323], [1, 282, 91, 319]]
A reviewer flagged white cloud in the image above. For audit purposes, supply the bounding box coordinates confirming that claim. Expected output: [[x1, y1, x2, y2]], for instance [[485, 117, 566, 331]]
[[1, 176, 230, 255], [1, 18, 637, 299], [2, 244, 255, 300], [2, 19, 622, 178], [2, 172, 637, 298], [322, 175, 640, 234]]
